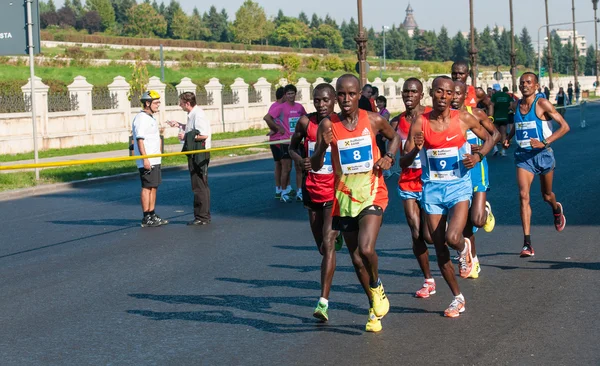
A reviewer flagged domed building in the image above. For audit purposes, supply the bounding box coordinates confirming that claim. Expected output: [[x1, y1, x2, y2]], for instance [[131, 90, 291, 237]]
[[402, 3, 418, 37]]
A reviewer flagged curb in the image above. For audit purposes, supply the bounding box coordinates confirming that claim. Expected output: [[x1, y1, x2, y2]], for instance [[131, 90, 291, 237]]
[[0, 152, 271, 202]]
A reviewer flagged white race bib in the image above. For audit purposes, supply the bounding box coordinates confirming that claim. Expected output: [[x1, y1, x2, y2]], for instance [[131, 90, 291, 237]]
[[402, 139, 421, 169], [466, 130, 479, 145], [515, 121, 539, 148], [289, 117, 299, 133], [427, 147, 461, 181], [308, 141, 333, 175], [337, 135, 374, 174]]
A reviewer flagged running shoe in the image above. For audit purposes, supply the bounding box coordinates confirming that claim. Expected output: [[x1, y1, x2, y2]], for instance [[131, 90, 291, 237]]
[[458, 238, 474, 279], [313, 301, 329, 322], [444, 297, 466, 318], [141, 215, 160, 228], [415, 280, 436, 298], [288, 189, 296, 197], [280, 192, 293, 203], [483, 201, 495, 232], [553, 202, 566, 232], [520, 244, 535, 257], [274, 192, 281, 200], [334, 232, 344, 251], [492, 146, 499, 156], [370, 283, 390, 317], [296, 191, 303, 202], [365, 308, 382, 332], [468, 261, 481, 279], [152, 214, 169, 226]]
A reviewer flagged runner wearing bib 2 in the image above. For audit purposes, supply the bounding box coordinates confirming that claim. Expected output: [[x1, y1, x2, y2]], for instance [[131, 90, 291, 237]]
[[452, 81, 501, 280], [503, 72, 569, 258], [405, 76, 495, 318], [289, 84, 363, 323], [311, 74, 401, 333], [393, 78, 436, 299]]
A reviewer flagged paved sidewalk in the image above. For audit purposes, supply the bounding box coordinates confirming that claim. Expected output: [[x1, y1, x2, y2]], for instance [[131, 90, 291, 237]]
[[0, 135, 270, 172]]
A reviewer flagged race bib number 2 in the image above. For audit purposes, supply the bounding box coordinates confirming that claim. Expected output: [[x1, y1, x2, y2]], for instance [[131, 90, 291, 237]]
[[427, 147, 460, 181], [308, 141, 333, 175], [337, 135, 374, 174]]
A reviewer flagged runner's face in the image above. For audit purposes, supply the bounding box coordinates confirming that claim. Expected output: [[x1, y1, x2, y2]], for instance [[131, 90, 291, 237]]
[[313, 89, 335, 118], [451, 65, 468, 83], [519, 75, 538, 97], [451, 84, 466, 109], [431, 79, 454, 112], [402, 81, 423, 110], [337, 79, 360, 115], [285, 91, 296, 103]]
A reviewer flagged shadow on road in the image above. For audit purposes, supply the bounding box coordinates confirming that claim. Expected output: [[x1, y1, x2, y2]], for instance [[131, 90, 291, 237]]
[[530, 260, 600, 270], [269, 264, 428, 279]]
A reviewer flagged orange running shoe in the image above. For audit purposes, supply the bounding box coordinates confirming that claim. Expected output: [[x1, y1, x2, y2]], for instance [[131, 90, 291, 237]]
[[458, 238, 473, 278], [554, 202, 566, 232], [415, 280, 436, 298], [520, 243, 535, 257], [444, 297, 466, 318]]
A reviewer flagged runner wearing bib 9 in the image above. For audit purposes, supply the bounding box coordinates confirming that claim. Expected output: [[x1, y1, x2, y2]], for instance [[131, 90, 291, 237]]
[[311, 74, 401, 333], [289, 84, 362, 323], [452, 81, 501, 280], [394, 78, 436, 299], [405, 76, 495, 318], [503, 72, 569, 258]]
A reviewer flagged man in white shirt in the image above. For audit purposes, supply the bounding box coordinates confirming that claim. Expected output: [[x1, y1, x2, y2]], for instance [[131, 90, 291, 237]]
[[168, 92, 212, 225], [133, 90, 169, 227]]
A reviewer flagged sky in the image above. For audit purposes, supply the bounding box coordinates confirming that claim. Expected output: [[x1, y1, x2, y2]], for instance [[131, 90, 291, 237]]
[[54, 0, 599, 50]]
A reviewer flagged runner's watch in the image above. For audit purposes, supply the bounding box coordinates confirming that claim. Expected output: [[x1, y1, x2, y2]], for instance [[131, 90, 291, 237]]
[[385, 152, 395, 165]]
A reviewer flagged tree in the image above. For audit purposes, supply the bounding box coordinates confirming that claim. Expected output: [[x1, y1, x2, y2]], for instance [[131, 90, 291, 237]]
[[497, 29, 511, 66], [341, 17, 358, 50], [414, 30, 437, 61], [164, 0, 182, 38], [72, 0, 85, 17], [311, 24, 343, 52], [170, 7, 190, 39], [219, 9, 232, 42], [57, 5, 77, 28], [40, 10, 59, 28], [298, 11, 309, 25], [82, 11, 102, 33], [323, 14, 338, 29], [451, 31, 468, 62], [273, 19, 310, 48], [86, 0, 116, 31], [203, 6, 228, 42], [309, 13, 321, 29], [111, 0, 136, 25], [478, 26, 500, 66], [384, 27, 415, 60], [232, 0, 268, 44], [125, 3, 167, 37], [189, 7, 210, 41], [519, 27, 535, 68], [436, 26, 452, 61], [274, 9, 286, 27], [47, 0, 57, 12], [585, 45, 596, 76]]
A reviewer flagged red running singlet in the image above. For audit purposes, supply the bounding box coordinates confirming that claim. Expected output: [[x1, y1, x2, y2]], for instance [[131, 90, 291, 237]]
[[304, 113, 335, 203], [397, 106, 432, 192]]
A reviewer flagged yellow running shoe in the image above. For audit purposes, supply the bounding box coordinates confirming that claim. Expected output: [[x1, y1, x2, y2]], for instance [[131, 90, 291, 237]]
[[483, 201, 495, 232], [365, 308, 382, 332], [468, 261, 480, 279], [370, 283, 390, 318]]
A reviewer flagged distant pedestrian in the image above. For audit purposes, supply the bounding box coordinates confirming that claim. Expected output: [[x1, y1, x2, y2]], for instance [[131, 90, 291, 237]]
[[133, 91, 169, 228], [544, 86, 550, 100], [567, 82, 573, 105], [168, 92, 212, 225], [575, 82, 580, 104], [555, 87, 568, 117]]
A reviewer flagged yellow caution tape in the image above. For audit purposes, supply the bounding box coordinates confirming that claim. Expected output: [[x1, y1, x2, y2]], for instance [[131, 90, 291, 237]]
[[0, 139, 291, 171]]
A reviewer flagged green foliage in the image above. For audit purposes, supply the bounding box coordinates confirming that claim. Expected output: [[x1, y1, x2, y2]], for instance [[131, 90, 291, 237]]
[[306, 56, 321, 71], [279, 54, 302, 83], [129, 60, 149, 103], [311, 24, 343, 52], [322, 55, 344, 71], [343, 59, 355, 73], [170, 7, 190, 40], [451, 31, 468, 62], [585, 46, 596, 76], [273, 19, 310, 48], [232, 1, 268, 45], [125, 3, 167, 37], [436, 27, 452, 62], [86, 0, 116, 31]]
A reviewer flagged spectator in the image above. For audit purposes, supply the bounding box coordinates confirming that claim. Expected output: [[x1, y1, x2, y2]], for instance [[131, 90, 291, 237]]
[[543, 85, 550, 100], [168, 92, 212, 225], [133, 90, 169, 228], [567, 82, 573, 105], [491, 86, 512, 157], [575, 82, 580, 104], [264, 87, 286, 200], [376, 95, 391, 178], [555, 87, 568, 117], [358, 84, 374, 112]]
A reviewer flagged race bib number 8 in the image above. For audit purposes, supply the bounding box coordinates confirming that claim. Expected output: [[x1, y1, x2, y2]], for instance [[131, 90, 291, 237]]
[[402, 139, 421, 169], [427, 147, 460, 181], [289, 117, 299, 133], [515, 121, 539, 148], [338, 135, 374, 174], [308, 141, 333, 175]]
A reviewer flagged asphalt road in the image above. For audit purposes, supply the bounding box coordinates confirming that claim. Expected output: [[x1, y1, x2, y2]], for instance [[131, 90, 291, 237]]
[[0, 104, 598, 365]]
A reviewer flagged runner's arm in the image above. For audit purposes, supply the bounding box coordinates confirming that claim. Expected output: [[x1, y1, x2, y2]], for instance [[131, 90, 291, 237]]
[[263, 113, 284, 135], [477, 89, 494, 117], [403, 115, 424, 155], [310, 118, 332, 172], [537, 98, 570, 145], [289, 116, 310, 170], [461, 111, 493, 169], [473, 108, 501, 145]]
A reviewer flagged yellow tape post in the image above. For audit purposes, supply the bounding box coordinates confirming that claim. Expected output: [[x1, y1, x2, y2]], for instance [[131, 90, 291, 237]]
[[0, 139, 291, 171]]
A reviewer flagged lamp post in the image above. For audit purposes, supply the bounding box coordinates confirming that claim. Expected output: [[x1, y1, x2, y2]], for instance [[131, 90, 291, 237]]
[[469, 0, 478, 87], [544, 0, 554, 90], [572, 0, 579, 90], [593, 0, 600, 96], [509, 0, 517, 93], [355, 0, 368, 87], [380, 25, 390, 79]]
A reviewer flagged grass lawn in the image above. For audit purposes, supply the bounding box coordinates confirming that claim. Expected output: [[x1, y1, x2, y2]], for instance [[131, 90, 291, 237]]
[[0, 144, 269, 192], [0, 128, 270, 163]]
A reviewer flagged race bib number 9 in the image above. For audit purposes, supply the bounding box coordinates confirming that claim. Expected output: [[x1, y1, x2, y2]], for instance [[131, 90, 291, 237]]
[[515, 121, 539, 148], [337, 135, 374, 174], [402, 139, 421, 169], [308, 141, 333, 175], [427, 147, 460, 181], [289, 117, 299, 133]]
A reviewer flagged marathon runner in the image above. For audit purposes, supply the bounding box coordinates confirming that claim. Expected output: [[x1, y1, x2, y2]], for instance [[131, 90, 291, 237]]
[[311, 74, 400, 332], [405, 76, 494, 317], [503, 72, 569, 257], [452, 81, 500, 279], [289, 84, 349, 322]]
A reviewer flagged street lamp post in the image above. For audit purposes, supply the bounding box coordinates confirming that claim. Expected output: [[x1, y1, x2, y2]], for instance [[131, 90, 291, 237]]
[[355, 0, 368, 87], [469, 0, 478, 87], [593, 0, 600, 95], [509, 0, 517, 93], [544, 0, 554, 90], [572, 0, 579, 90], [380, 25, 390, 79]]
